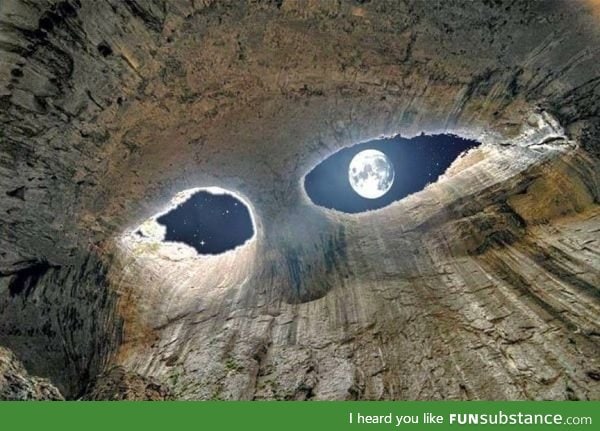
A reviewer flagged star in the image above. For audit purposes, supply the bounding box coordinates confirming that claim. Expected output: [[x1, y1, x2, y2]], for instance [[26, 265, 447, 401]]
[[200, 240, 206, 246]]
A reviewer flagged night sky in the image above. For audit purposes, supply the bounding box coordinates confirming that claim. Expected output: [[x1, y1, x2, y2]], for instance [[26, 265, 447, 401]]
[[304, 134, 480, 213], [156, 191, 254, 254]]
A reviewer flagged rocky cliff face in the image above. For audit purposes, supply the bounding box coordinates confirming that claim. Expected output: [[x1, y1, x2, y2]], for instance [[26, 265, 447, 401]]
[[0, 346, 63, 400], [0, 253, 121, 398], [1, 0, 599, 400]]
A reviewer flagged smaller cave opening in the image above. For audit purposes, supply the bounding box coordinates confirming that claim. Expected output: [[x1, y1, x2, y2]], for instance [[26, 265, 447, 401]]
[[304, 133, 481, 213], [146, 189, 255, 255]]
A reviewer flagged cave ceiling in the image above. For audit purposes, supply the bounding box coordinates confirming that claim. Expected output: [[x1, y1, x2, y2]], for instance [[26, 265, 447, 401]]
[[0, 0, 599, 400]]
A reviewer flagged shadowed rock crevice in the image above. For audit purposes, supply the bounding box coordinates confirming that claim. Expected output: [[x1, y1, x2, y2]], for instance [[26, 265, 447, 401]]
[[0, 253, 122, 399], [4, 260, 59, 297]]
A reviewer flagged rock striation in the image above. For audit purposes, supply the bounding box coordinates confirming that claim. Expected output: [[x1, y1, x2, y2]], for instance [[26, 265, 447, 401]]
[[0, 0, 599, 400]]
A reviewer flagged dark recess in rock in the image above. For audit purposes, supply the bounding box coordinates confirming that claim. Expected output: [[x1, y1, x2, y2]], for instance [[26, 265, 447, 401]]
[[3, 261, 56, 298], [586, 371, 600, 381], [6, 186, 26, 200], [123, 0, 166, 33], [97, 42, 113, 57], [10, 69, 23, 78]]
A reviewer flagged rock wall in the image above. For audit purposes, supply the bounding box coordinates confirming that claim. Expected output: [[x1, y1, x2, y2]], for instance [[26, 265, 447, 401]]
[[0, 0, 599, 399], [115, 145, 600, 400], [81, 366, 173, 401], [0, 253, 121, 398], [0, 346, 63, 400]]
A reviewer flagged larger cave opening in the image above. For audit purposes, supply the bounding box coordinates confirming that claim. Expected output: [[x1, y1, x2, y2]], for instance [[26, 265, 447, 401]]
[[304, 134, 481, 213]]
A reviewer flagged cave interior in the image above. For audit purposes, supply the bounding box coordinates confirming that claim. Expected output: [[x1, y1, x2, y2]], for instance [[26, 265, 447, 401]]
[[0, 0, 599, 400]]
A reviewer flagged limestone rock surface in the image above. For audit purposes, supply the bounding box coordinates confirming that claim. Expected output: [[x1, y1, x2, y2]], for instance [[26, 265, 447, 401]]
[[81, 366, 173, 401], [0, 346, 64, 400], [0, 0, 599, 400]]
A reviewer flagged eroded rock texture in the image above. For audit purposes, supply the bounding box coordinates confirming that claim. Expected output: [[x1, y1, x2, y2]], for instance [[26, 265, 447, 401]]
[[0, 0, 599, 400], [81, 366, 173, 401], [0, 346, 63, 400]]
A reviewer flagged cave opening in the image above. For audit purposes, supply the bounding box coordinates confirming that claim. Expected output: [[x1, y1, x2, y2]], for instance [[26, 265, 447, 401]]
[[304, 133, 481, 213], [136, 188, 255, 255]]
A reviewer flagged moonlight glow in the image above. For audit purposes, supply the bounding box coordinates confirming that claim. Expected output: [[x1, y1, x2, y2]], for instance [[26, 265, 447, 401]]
[[348, 149, 394, 199]]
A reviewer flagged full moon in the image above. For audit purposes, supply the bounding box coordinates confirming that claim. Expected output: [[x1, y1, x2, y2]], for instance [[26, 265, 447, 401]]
[[348, 149, 395, 199]]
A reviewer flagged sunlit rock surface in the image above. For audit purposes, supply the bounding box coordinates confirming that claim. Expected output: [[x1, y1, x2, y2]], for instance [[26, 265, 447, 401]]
[[0, 0, 599, 400]]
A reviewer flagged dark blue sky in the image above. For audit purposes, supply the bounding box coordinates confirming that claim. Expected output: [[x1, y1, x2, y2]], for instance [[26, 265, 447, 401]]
[[304, 134, 480, 213], [156, 191, 254, 254]]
